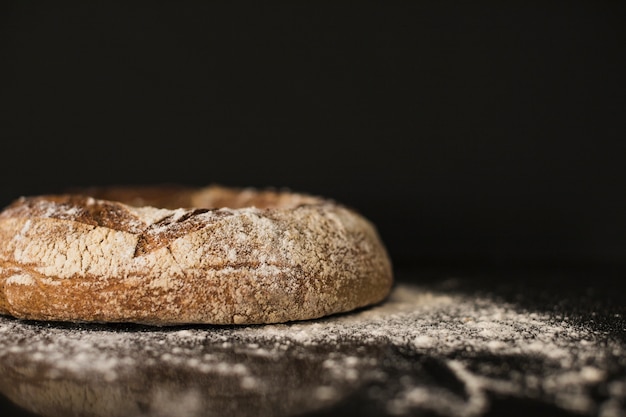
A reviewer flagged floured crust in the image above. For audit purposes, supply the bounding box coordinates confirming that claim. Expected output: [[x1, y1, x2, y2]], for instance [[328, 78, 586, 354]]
[[0, 185, 393, 325]]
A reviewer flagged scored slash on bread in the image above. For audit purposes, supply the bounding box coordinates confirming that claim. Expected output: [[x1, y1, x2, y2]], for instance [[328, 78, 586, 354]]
[[0, 185, 393, 325]]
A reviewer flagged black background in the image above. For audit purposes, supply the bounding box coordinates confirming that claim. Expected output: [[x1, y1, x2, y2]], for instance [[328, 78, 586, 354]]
[[1, 0, 625, 272]]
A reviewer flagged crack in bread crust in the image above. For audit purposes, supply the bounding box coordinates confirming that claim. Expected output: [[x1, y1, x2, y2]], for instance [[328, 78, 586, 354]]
[[133, 208, 232, 257], [0, 184, 394, 325]]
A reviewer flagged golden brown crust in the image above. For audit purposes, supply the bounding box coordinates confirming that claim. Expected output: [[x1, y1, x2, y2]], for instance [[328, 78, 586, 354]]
[[0, 185, 393, 325]]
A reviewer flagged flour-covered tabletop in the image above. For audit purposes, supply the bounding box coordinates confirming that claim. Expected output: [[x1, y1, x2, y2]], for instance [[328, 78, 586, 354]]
[[0, 267, 624, 417]]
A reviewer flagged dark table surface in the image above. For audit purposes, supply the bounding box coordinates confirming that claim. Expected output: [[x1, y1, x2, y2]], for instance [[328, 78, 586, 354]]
[[0, 264, 624, 417]]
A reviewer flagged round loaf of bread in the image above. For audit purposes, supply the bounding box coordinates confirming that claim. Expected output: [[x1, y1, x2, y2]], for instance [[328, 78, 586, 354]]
[[0, 185, 393, 325]]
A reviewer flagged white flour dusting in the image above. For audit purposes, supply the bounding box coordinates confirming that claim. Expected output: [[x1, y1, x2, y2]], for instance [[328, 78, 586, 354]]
[[0, 283, 624, 417]]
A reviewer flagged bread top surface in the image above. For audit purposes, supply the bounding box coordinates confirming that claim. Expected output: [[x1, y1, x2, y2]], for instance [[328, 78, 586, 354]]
[[0, 185, 334, 257]]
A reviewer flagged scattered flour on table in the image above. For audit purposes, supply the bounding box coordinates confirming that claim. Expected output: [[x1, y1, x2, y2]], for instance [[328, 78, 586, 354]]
[[0, 283, 624, 417]]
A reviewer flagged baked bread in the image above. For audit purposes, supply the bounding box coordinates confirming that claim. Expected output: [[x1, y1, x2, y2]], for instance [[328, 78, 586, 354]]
[[0, 184, 393, 325]]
